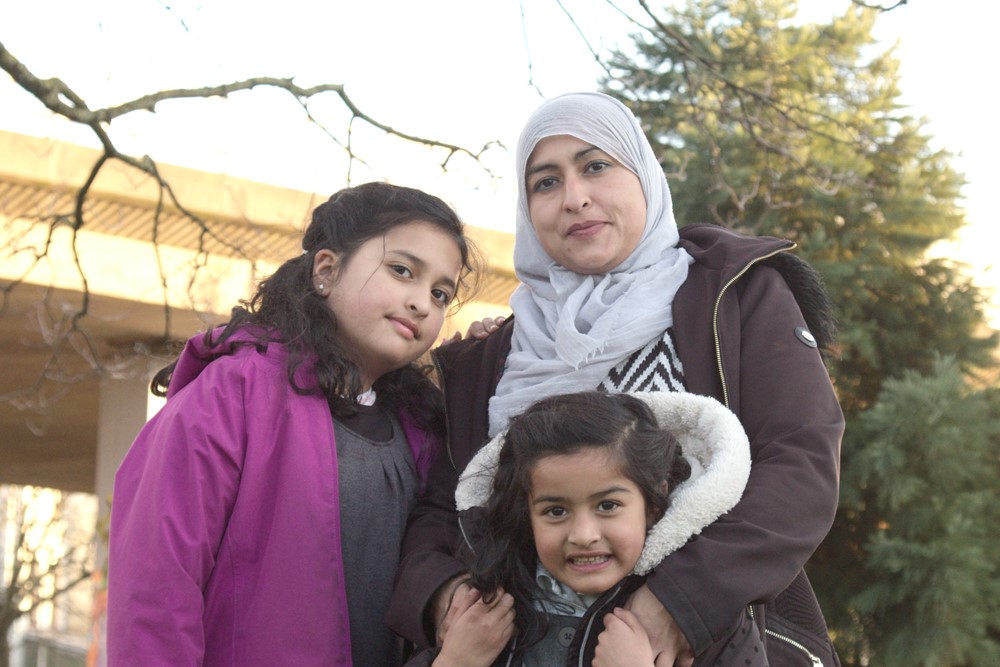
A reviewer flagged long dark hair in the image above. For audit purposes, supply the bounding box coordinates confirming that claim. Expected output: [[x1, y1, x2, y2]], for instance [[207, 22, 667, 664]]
[[468, 391, 691, 650], [151, 181, 479, 434]]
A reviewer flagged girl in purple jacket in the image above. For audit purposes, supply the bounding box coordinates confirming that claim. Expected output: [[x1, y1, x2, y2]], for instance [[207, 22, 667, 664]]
[[108, 182, 478, 666]]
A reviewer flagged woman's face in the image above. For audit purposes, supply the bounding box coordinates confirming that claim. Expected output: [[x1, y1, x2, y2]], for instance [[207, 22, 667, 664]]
[[525, 135, 646, 275]]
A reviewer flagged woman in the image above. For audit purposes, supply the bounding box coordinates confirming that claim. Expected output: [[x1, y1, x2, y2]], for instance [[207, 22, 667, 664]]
[[388, 92, 844, 666]]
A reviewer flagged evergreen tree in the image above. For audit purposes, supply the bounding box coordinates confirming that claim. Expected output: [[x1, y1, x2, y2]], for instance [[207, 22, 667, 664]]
[[839, 358, 1000, 665], [603, 0, 999, 662]]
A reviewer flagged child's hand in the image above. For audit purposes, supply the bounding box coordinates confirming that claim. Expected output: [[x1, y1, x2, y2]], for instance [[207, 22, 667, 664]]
[[593, 608, 656, 667], [433, 586, 515, 667], [625, 585, 694, 666]]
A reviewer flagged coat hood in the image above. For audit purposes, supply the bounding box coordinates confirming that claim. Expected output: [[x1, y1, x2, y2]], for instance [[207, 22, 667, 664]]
[[455, 391, 750, 576], [166, 328, 301, 400]]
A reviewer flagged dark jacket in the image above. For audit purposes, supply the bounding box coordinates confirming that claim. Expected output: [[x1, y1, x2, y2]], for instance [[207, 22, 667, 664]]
[[388, 224, 845, 666], [405, 576, 769, 667], [404, 388, 761, 667]]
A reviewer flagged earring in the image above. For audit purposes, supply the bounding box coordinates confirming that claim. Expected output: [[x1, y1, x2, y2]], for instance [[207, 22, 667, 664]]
[[317, 284, 325, 292]]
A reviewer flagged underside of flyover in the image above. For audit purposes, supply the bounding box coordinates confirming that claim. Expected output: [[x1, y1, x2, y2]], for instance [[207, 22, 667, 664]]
[[1, 130, 518, 494], [1, 280, 210, 492]]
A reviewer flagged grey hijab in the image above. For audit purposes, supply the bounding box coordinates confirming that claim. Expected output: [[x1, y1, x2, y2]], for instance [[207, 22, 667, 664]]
[[488, 92, 693, 435]]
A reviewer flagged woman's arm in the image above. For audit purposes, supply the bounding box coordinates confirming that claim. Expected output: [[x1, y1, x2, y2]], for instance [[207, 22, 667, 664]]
[[388, 323, 514, 646], [643, 266, 843, 651]]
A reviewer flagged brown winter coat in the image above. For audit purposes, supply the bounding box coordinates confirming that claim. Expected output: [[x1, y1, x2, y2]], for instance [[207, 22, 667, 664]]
[[388, 223, 845, 665]]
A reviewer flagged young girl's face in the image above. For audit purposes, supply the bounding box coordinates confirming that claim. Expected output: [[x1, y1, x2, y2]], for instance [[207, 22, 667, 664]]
[[528, 447, 648, 595], [315, 220, 463, 388]]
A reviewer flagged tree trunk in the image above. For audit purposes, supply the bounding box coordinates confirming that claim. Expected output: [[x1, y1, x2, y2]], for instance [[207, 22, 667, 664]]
[[0, 626, 10, 667]]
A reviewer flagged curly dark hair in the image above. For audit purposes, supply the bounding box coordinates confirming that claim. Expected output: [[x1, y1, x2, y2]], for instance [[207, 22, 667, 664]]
[[151, 181, 479, 437], [467, 391, 691, 653]]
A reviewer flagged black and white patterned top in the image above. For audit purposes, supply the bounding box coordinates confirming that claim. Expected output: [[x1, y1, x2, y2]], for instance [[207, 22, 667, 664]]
[[599, 327, 687, 393]]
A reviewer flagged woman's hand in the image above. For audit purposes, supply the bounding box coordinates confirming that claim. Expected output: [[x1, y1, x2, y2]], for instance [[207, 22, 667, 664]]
[[593, 608, 656, 667], [439, 316, 507, 345], [467, 315, 506, 339], [432, 586, 515, 667], [432, 576, 470, 646], [624, 584, 694, 667]]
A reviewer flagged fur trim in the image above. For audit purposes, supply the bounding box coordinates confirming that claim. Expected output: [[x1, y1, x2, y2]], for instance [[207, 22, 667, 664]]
[[454, 391, 750, 576], [763, 251, 837, 353]]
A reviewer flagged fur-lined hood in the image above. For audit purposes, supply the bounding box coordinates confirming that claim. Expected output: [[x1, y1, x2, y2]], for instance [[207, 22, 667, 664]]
[[455, 391, 750, 576]]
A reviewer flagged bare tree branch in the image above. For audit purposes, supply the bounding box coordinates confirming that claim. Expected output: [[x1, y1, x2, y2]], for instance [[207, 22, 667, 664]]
[[596, 0, 877, 222], [852, 0, 909, 10], [554, 0, 617, 82], [1, 35, 502, 419], [0, 486, 95, 656], [628, 0, 864, 149], [519, 0, 545, 96], [1, 40, 498, 168]]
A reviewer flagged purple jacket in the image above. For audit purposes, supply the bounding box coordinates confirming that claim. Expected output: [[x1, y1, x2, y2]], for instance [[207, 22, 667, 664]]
[[108, 331, 434, 666]]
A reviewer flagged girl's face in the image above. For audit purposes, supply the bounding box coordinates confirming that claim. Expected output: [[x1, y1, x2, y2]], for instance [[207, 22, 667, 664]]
[[525, 134, 647, 275], [313, 220, 463, 389], [528, 447, 648, 595]]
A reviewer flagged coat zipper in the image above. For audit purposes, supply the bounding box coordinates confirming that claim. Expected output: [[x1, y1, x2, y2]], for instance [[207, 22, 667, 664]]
[[575, 584, 624, 667], [711, 245, 795, 408], [765, 628, 823, 666], [721, 247, 823, 667], [747, 605, 823, 666], [457, 513, 476, 553]]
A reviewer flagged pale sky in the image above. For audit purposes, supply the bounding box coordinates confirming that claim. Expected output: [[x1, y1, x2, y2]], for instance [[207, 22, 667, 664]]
[[1, 0, 996, 322]]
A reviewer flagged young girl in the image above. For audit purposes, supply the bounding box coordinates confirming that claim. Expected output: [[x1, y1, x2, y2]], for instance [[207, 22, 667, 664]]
[[107, 181, 477, 667], [408, 390, 755, 667]]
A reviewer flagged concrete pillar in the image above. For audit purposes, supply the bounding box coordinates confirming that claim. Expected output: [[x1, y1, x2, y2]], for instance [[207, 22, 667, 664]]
[[90, 358, 163, 667], [95, 367, 154, 552]]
